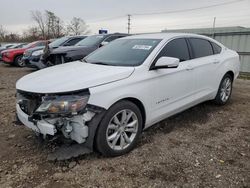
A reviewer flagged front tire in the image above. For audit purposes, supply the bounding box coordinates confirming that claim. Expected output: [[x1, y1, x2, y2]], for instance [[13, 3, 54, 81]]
[[14, 55, 25, 67], [95, 100, 143, 157], [214, 74, 233, 105]]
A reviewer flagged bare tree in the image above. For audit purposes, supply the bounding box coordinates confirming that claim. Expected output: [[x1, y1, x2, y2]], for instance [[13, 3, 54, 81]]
[[67, 17, 90, 35], [31, 11, 46, 38], [45, 10, 65, 38], [22, 26, 40, 41], [0, 25, 7, 41], [31, 10, 65, 39]]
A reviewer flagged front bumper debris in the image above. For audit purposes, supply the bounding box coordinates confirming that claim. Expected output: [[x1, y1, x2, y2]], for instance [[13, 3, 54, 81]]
[[47, 143, 92, 161], [16, 104, 57, 136], [16, 100, 106, 160]]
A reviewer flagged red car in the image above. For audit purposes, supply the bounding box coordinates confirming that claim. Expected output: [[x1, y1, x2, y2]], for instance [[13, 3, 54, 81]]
[[1, 40, 47, 67]]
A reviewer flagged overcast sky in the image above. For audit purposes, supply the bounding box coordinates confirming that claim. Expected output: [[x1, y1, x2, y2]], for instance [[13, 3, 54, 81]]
[[0, 0, 250, 34]]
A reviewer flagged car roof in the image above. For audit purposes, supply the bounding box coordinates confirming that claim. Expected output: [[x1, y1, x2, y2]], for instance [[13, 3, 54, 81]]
[[68, 35, 87, 38], [124, 33, 211, 40], [90, 33, 129, 37]]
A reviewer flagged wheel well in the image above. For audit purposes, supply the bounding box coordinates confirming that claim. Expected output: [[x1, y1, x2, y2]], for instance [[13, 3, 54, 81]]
[[225, 71, 234, 81], [14, 54, 22, 59], [14, 54, 22, 61], [120, 97, 146, 129]]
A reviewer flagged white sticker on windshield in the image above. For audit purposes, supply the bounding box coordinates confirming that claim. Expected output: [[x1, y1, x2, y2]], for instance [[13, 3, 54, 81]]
[[132, 45, 152, 50]]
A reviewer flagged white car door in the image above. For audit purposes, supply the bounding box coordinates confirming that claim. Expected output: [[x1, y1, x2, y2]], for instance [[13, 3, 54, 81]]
[[187, 38, 221, 99], [147, 38, 197, 125]]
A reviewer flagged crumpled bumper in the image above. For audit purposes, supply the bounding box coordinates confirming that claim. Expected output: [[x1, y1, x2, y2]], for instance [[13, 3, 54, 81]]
[[16, 104, 57, 136], [16, 103, 106, 160]]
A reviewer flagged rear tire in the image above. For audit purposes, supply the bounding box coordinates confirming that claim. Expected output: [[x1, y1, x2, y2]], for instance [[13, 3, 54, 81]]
[[214, 74, 233, 105], [14, 55, 25, 67], [95, 100, 143, 157]]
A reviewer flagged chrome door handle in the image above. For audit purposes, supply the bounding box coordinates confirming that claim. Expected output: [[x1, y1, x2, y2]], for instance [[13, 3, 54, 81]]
[[186, 65, 194, 70], [213, 60, 220, 64]]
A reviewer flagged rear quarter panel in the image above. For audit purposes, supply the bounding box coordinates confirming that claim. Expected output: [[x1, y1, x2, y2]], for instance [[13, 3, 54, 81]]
[[211, 48, 240, 97]]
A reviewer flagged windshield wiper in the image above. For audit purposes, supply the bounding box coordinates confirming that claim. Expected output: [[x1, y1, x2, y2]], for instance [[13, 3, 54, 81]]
[[82, 59, 114, 66], [81, 59, 88, 63], [90, 62, 111, 66]]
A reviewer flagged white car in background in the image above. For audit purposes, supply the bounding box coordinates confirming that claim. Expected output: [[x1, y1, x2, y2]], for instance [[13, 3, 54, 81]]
[[16, 33, 240, 157]]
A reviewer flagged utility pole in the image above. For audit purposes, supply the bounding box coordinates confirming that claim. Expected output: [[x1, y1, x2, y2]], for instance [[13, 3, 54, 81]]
[[127, 14, 131, 34], [212, 17, 216, 39], [57, 19, 60, 37]]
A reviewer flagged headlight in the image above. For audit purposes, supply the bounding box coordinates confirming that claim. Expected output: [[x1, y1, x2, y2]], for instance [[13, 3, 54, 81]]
[[4, 52, 10, 57], [32, 50, 43, 57], [36, 95, 89, 115]]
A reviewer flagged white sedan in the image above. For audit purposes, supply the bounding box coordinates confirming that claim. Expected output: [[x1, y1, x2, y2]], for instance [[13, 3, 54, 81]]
[[16, 33, 240, 156]]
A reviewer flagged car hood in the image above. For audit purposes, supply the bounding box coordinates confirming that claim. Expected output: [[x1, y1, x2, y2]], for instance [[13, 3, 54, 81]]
[[2, 48, 26, 53], [16, 61, 134, 93], [51, 46, 94, 54]]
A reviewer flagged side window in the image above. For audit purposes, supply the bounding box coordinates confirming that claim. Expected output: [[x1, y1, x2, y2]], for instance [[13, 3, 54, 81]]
[[156, 38, 190, 62], [189, 38, 213, 58], [64, 38, 83, 46], [211, 42, 222, 54], [104, 36, 118, 42]]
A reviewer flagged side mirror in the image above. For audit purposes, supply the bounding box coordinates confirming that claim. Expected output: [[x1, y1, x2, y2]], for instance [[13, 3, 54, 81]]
[[152, 56, 180, 70], [99, 41, 109, 47]]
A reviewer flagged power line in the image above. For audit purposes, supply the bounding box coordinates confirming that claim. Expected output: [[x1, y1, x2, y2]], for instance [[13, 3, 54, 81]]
[[132, 0, 246, 16], [87, 0, 246, 24], [87, 15, 126, 24]]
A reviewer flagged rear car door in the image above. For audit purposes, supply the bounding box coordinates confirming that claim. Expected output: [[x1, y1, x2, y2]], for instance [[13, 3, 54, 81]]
[[187, 38, 220, 98], [148, 38, 196, 122]]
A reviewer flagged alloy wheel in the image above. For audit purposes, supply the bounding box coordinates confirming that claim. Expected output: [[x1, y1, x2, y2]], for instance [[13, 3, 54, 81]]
[[220, 77, 232, 102], [17, 56, 25, 67], [106, 109, 139, 151]]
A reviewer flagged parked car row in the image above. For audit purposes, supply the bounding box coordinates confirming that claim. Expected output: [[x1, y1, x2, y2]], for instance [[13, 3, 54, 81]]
[[0, 33, 128, 69], [16, 33, 240, 157], [23, 35, 87, 68], [1, 41, 47, 66], [0, 43, 27, 61]]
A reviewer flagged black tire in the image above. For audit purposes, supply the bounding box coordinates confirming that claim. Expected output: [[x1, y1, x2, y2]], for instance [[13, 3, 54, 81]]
[[14, 55, 25, 67], [214, 74, 233, 105], [95, 100, 143, 157]]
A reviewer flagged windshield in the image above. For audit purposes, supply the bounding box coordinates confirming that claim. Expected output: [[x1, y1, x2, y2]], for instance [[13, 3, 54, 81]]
[[23, 41, 38, 48], [2, 44, 14, 48], [85, 39, 161, 66], [9, 43, 24, 49], [76, 35, 105, 47], [49, 37, 69, 48]]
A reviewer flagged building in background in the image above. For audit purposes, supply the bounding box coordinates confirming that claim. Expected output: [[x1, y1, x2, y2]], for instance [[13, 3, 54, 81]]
[[162, 26, 250, 73]]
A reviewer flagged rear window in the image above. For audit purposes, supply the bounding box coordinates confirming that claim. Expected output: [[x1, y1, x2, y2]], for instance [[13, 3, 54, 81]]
[[76, 35, 105, 46], [189, 38, 213, 58], [211, 42, 222, 54]]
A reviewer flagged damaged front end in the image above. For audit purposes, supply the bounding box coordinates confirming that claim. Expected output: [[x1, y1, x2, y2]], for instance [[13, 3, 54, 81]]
[[16, 89, 105, 159]]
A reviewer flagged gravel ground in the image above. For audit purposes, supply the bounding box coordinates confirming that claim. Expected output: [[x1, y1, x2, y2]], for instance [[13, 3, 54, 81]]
[[0, 62, 249, 188]]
